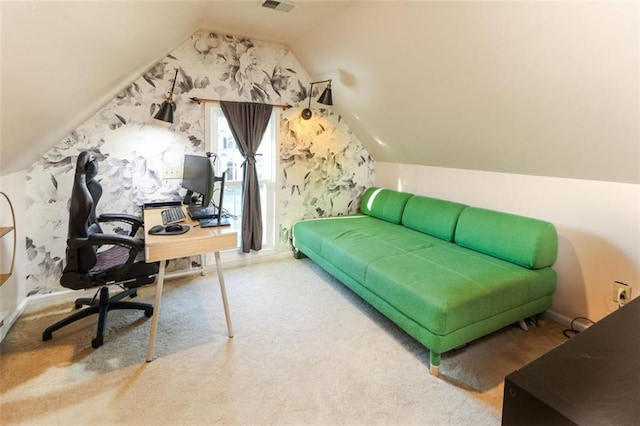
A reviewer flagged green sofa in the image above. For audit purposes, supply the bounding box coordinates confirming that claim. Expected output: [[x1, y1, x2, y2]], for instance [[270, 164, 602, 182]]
[[292, 187, 558, 375]]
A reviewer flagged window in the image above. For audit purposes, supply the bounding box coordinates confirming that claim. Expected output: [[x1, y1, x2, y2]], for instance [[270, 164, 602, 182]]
[[205, 104, 277, 249]]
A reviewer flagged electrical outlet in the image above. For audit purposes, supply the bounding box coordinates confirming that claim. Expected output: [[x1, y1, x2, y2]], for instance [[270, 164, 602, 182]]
[[612, 281, 632, 305], [162, 166, 182, 179]]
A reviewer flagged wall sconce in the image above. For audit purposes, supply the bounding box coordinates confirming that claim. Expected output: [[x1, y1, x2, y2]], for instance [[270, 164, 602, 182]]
[[153, 68, 179, 123], [301, 79, 333, 120]]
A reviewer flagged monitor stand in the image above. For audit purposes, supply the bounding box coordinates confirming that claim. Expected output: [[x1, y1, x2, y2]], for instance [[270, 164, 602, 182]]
[[198, 171, 229, 227], [199, 217, 230, 228], [182, 190, 194, 205]]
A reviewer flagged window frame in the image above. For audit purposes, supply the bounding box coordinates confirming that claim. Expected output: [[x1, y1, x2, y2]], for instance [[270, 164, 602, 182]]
[[204, 103, 278, 250]]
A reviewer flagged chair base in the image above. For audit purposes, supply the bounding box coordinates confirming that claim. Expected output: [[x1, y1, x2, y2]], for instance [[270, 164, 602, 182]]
[[43, 286, 153, 348]]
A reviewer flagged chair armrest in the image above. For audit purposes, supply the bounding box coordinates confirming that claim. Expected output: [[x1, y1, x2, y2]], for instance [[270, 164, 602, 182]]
[[98, 213, 144, 227], [89, 234, 145, 251], [98, 213, 143, 236]]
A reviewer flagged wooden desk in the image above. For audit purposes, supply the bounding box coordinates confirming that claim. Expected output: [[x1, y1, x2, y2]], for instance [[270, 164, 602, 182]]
[[143, 206, 238, 361]]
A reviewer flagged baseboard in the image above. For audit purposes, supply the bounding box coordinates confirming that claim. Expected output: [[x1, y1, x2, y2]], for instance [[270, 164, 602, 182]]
[[0, 297, 28, 343], [220, 247, 292, 270], [545, 309, 574, 328], [12, 248, 294, 318]]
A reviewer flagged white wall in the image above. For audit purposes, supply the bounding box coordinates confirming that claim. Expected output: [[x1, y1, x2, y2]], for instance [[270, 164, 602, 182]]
[[0, 170, 28, 342], [375, 162, 639, 323], [295, 1, 640, 184]]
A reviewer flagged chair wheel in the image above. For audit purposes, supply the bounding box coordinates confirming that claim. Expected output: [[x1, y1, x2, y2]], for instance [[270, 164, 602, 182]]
[[144, 308, 154, 317], [91, 337, 103, 348], [43, 331, 52, 341]]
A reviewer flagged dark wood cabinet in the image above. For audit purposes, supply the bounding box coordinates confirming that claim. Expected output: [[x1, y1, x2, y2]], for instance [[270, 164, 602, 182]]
[[502, 296, 640, 425]]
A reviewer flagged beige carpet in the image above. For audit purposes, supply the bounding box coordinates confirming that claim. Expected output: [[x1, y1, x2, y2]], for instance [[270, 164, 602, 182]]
[[0, 257, 567, 425]]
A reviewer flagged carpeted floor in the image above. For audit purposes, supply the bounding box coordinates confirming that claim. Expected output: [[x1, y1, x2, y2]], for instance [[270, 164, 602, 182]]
[[0, 257, 567, 425]]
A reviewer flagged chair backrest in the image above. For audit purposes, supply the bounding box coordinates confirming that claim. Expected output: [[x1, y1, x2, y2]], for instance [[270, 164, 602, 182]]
[[85, 157, 104, 234], [63, 152, 99, 279]]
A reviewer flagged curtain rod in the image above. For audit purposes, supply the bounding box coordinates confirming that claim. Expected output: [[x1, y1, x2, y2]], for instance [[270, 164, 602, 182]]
[[189, 97, 291, 109]]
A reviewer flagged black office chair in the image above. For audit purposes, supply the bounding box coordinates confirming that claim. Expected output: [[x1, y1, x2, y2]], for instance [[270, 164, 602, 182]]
[[43, 151, 158, 348]]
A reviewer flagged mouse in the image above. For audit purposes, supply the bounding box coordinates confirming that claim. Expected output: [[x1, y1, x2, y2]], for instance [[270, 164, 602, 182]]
[[149, 225, 164, 234], [164, 224, 183, 232]]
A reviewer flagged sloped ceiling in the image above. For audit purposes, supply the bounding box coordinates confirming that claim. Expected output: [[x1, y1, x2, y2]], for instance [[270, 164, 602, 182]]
[[2, 1, 638, 184], [0, 0, 353, 176], [1, 1, 206, 176]]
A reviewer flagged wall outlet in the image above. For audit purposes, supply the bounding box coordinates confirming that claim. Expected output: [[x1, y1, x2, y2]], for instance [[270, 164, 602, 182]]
[[162, 166, 182, 179], [613, 281, 632, 305]]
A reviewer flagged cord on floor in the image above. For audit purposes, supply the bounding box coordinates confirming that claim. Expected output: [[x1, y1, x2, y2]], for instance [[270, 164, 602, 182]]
[[563, 316, 595, 338]]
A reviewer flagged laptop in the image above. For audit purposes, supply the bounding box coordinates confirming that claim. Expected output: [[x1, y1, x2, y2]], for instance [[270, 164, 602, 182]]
[[187, 205, 218, 220]]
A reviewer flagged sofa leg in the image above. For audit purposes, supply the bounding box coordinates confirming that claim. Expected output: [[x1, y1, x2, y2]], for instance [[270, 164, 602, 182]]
[[429, 352, 441, 376], [518, 319, 529, 331], [518, 316, 539, 332], [429, 364, 440, 376]]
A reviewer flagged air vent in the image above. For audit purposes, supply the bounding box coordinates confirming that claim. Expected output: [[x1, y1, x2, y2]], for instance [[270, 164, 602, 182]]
[[259, 0, 297, 13]]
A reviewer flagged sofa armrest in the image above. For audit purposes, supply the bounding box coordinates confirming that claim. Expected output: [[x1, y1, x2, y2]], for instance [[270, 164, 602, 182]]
[[455, 207, 558, 269]]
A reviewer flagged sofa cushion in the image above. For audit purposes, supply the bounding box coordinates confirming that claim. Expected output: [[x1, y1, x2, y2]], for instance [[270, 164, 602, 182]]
[[455, 207, 558, 269], [293, 215, 438, 285], [402, 195, 468, 242], [360, 187, 413, 224], [364, 243, 557, 335]]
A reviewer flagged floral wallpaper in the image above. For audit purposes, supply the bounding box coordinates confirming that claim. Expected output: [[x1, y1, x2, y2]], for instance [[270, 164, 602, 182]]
[[25, 31, 374, 295], [278, 109, 374, 249]]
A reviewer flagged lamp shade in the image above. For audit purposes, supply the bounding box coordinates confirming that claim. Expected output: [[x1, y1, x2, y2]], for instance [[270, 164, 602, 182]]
[[153, 68, 179, 123], [317, 86, 333, 106], [154, 101, 175, 123]]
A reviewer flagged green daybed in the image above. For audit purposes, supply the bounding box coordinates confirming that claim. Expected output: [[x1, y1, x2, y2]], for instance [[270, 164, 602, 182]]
[[292, 187, 558, 375]]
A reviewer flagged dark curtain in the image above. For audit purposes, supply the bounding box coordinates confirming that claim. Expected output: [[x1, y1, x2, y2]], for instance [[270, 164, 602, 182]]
[[220, 101, 273, 253]]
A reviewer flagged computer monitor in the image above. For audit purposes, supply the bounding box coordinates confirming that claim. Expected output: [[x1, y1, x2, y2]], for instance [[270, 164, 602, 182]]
[[181, 155, 229, 227], [181, 154, 214, 206]]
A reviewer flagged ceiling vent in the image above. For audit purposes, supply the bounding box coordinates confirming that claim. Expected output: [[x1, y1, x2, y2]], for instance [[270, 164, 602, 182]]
[[259, 0, 297, 13]]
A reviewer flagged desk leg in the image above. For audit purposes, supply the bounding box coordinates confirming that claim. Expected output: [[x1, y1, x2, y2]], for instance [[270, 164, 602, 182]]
[[215, 251, 234, 338], [147, 260, 166, 362]]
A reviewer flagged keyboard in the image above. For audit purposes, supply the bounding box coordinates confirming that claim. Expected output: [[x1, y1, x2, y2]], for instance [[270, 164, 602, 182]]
[[161, 206, 186, 225], [143, 200, 182, 209]]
